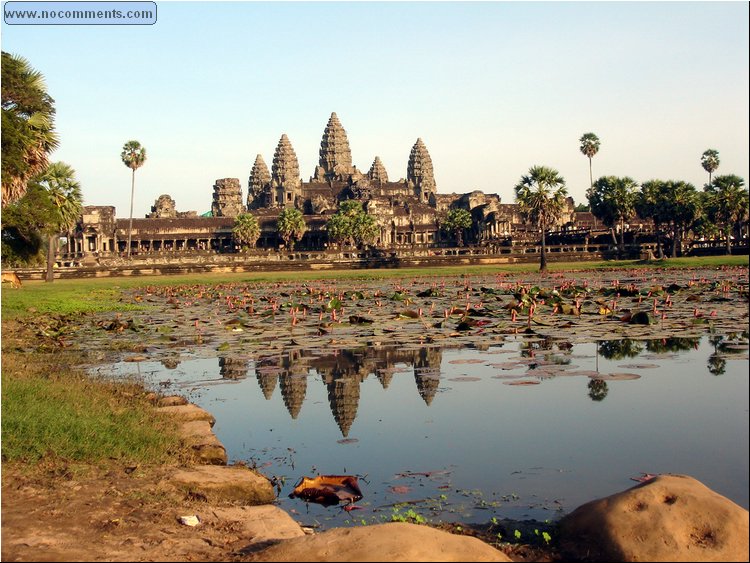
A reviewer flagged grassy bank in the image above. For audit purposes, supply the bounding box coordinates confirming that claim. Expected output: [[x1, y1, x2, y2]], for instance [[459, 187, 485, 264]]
[[1, 351, 181, 465]]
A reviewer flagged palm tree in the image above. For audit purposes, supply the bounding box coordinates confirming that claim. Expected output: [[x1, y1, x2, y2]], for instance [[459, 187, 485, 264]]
[[37, 162, 82, 282], [586, 176, 639, 252], [701, 149, 720, 187], [277, 207, 307, 251], [704, 174, 747, 255], [579, 133, 600, 188], [514, 165, 568, 272], [121, 140, 146, 258], [2, 52, 60, 207], [232, 213, 261, 251]]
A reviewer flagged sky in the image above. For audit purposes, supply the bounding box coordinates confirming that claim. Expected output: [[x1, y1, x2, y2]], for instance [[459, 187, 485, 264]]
[[2, 1, 748, 218]]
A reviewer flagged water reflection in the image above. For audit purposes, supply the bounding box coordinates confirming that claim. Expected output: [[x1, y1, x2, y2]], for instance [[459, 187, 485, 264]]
[[598, 340, 643, 360], [587, 379, 609, 402], [248, 347, 443, 436]]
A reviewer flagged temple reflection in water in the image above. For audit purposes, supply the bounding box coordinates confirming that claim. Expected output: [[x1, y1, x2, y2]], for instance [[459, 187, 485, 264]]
[[214, 346, 444, 437]]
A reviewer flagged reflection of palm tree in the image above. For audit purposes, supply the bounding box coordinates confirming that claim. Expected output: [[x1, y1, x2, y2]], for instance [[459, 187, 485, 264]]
[[599, 339, 644, 360], [707, 354, 726, 376], [588, 378, 608, 401]]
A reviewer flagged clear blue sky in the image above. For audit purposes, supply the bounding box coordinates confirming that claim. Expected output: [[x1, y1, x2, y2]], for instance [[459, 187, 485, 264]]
[[2, 1, 748, 217]]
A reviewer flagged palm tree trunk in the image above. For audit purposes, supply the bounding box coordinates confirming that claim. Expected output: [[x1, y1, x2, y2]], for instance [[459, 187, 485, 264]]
[[127, 168, 135, 258], [726, 226, 732, 255], [46, 234, 57, 283], [619, 217, 626, 253], [539, 226, 548, 272], [589, 157, 593, 188]]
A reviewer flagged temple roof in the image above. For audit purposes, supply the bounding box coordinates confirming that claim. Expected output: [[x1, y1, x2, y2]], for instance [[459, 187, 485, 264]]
[[318, 112, 354, 179], [272, 134, 301, 189], [368, 156, 389, 184], [407, 138, 436, 194]]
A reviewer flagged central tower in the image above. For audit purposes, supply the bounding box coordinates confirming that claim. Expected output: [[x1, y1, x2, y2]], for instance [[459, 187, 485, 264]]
[[313, 112, 355, 183]]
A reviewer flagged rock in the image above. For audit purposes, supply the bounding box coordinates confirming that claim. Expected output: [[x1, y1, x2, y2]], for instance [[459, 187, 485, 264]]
[[558, 474, 749, 562], [176, 420, 227, 465], [157, 403, 216, 426], [202, 505, 304, 548], [246, 522, 511, 562], [169, 465, 275, 505], [156, 394, 189, 407]]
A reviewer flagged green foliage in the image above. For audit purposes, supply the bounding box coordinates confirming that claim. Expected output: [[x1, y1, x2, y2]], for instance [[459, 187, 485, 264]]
[[514, 165, 568, 271], [121, 140, 146, 171], [2, 51, 59, 207], [586, 176, 638, 237], [277, 207, 307, 250], [390, 507, 426, 524], [701, 149, 720, 181], [37, 162, 83, 233], [579, 132, 600, 159], [326, 199, 378, 248], [1, 182, 56, 266], [703, 174, 748, 252], [232, 213, 261, 250], [442, 208, 473, 246], [1, 356, 180, 464]]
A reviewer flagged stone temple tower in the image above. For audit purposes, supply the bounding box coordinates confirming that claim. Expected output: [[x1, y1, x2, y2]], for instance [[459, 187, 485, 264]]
[[211, 178, 244, 217], [368, 156, 389, 185], [407, 138, 437, 206], [247, 154, 271, 210], [271, 134, 302, 208], [313, 112, 355, 183]]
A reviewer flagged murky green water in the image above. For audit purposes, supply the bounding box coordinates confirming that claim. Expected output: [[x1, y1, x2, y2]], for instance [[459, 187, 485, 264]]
[[96, 332, 749, 529]]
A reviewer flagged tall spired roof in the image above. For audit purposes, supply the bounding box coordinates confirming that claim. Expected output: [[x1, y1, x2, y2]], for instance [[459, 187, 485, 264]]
[[368, 156, 389, 184], [407, 138, 436, 195], [318, 112, 353, 179], [272, 134, 300, 189], [249, 154, 271, 191], [248, 154, 271, 208], [280, 373, 307, 420]]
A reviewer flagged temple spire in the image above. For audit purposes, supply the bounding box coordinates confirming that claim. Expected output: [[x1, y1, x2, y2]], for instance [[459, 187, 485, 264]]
[[271, 134, 301, 207], [314, 112, 354, 182], [368, 156, 389, 185], [248, 154, 271, 209], [407, 138, 436, 204]]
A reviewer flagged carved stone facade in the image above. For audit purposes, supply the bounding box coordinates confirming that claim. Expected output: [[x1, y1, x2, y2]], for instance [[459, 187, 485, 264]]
[[148, 194, 177, 218], [211, 178, 244, 218], [69, 111, 582, 258]]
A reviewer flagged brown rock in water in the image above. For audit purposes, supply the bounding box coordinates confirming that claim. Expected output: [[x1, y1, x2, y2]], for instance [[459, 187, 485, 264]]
[[247, 522, 511, 562], [558, 474, 749, 562], [157, 403, 216, 426], [156, 394, 189, 407], [177, 420, 227, 465], [169, 465, 275, 505]]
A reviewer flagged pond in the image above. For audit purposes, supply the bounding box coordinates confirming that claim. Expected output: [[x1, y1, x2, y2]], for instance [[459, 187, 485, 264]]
[[94, 331, 749, 530]]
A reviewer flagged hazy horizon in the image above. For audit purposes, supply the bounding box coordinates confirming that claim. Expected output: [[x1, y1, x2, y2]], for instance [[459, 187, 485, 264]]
[[2, 1, 748, 218]]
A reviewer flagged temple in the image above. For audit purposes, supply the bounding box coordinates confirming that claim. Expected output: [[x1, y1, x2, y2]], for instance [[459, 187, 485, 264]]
[[67, 112, 579, 259]]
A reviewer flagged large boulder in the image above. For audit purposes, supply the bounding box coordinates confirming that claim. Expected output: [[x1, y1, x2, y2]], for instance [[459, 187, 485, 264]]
[[169, 465, 275, 505], [246, 522, 511, 562], [176, 420, 227, 465], [559, 474, 749, 562]]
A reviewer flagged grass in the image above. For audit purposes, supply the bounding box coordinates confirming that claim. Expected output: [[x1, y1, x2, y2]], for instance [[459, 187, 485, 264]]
[[1, 350, 182, 465]]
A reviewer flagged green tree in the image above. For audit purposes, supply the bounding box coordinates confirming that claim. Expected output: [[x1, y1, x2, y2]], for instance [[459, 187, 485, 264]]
[[586, 176, 639, 251], [0, 182, 57, 266], [587, 379, 608, 402], [704, 174, 748, 255], [232, 213, 261, 251], [579, 133, 600, 188], [701, 149, 720, 187], [121, 140, 147, 258], [441, 208, 473, 247], [277, 207, 307, 250], [325, 200, 378, 249], [636, 180, 670, 258], [2, 51, 59, 207], [37, 162, 82, 282], [514, 165, 568, 272], [664, 181, 700, 257]]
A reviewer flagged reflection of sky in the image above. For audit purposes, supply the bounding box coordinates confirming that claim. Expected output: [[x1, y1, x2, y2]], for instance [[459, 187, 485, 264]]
[[99, 336, 749, 527]]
